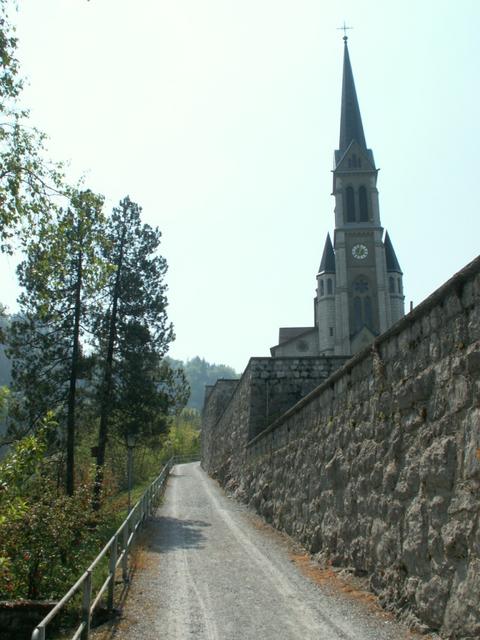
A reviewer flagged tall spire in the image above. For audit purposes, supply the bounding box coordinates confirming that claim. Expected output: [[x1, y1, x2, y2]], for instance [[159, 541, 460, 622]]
[[318, 233, 335, 273], [339, 38, 367, 152], [384, 232, 403, 273]]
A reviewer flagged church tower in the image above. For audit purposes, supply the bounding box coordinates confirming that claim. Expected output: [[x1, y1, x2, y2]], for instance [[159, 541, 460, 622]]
[[316, 36, 404, 356], [271, 36, 404, 359]]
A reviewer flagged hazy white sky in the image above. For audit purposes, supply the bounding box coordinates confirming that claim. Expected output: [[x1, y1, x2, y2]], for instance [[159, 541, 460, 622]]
[[1, 0, 479, 372]]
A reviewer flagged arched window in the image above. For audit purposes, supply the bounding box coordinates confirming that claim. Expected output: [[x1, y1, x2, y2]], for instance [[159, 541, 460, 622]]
[[352, 276, 374, 332], [320, 280, 324, 296], [354, 297, 362, 332], [389, 277, 394, 293], [345, 186, 355, 222], [353, 276, 369, 293], [359, 186, 368, 221], [327, 278, 333, 295], [364, 297, 373, 327], [397, 278, 402, 294]]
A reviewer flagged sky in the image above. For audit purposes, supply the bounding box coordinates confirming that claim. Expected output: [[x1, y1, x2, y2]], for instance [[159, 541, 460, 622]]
[[0, 0, 479, 373]]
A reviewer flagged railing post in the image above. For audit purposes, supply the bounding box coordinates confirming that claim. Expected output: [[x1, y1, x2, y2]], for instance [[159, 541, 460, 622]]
[[122, 522, 129, 582], [31, 627, 45, 640], [81, 571, 92, 640], [107, 535, 118, 611], [134, 502, 139, 533]]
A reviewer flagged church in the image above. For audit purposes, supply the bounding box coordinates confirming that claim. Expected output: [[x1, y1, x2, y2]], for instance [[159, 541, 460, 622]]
[[271, 35, 404, 358], [202, 35, 480, 640]]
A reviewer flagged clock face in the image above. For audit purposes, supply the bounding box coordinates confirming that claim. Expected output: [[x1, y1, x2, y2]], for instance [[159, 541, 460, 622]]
[[352, 244, 368, 260]]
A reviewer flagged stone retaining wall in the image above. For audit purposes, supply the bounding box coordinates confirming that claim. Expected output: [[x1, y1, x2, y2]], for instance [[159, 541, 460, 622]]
[[201, 355, 347, 484], [202, 256, 480, 639]]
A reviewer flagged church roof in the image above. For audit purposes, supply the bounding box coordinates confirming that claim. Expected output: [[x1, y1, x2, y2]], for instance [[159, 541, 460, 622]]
[[384, 231, 403, 273], [339, 39, 367, 153], [278, 327, 316, 345], [318, 233, 335, 273]]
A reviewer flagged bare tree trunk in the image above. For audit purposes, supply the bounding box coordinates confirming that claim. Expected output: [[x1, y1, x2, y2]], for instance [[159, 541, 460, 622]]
[[93, 219, 127, 508], [66, 248, 82, 496]]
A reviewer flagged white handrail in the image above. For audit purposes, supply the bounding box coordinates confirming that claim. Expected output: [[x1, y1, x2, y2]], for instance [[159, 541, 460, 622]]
[[31, 457, 174, 640]]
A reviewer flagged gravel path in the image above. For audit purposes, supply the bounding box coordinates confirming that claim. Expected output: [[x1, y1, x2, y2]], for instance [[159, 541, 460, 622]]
[[102, 462, 420, 640]]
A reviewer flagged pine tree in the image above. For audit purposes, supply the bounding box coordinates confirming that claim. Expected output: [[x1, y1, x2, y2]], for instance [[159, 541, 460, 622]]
[[93, 196, 175, 503], [7, 190, 107, 494]]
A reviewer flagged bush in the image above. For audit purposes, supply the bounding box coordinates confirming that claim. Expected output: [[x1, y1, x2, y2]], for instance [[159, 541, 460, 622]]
[[0, 423, 119, 600]]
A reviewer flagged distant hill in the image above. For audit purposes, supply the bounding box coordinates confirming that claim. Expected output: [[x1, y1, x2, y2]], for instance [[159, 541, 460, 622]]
[[166, 356, 238, 411]]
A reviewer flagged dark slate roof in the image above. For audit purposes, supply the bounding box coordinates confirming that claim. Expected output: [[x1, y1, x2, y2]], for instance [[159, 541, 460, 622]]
[[278, 327, 314, 345], [318, 233, 335, 273], [339, 40, 367, 153], [384, 231, 403, 273]]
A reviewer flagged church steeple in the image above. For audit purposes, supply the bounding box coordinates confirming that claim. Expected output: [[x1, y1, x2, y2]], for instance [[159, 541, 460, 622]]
[[339, 38, 367, 153], [384, 232, 402, 273], [271, 36, 404, 360], [318, 233, 335, 273]]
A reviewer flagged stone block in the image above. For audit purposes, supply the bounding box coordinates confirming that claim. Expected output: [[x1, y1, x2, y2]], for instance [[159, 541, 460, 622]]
[[443, 558, 480, 639], [462, 408, 480, 481], [414, 575, 449, 629], [419, 437, 456, 494], [466, 348, 480, 375], [447, 375, 470, 413]]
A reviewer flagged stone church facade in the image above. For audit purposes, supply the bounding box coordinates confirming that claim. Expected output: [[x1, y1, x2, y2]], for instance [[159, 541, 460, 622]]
[[271, 37, 404, 358]]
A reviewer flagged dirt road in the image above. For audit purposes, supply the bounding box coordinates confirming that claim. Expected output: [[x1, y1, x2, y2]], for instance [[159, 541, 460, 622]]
[[103, 462, 420, 640]]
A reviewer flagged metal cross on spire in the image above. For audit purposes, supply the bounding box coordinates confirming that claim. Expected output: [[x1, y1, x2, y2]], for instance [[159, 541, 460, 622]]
[[337, 21, 353, 42]]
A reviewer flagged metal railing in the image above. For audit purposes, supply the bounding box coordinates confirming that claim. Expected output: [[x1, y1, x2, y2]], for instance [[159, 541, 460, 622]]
[[172, 452, 201, 464], [31, 457, 175, 640]]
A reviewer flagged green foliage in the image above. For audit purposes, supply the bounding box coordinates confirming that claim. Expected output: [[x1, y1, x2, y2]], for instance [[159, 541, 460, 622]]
[[0, 309, 11, 388], [6, 189, 107, 453], [0, 414, 52, 498], [102, 196, 174, 357], [0, 385, 8, 421], [164, 409, 201, 458], [170, 356, 238, 410], [113, 322, 189, 444], [0, 406, 198, 601], [0, 7, 192, 599], [0, 0, 65, 253], [94, 197, 182, 487], [0, 424, 127, 600]]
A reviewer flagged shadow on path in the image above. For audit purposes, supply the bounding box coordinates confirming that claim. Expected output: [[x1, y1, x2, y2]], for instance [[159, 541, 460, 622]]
[[143, 515, 210, 553]]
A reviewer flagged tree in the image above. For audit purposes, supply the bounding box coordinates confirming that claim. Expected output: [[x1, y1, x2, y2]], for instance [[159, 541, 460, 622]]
[[0, 306, 10, 389], [94, 196, 175, 502], [0, 0, 64, 252], [179, 356, 238, 410], [112, 321, 189, 445], [7, 189, 107, 493]]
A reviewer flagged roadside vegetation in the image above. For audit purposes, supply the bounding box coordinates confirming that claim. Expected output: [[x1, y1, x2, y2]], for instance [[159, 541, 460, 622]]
[[0, 401, 200, 601], [0, 1, 201, 603]]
